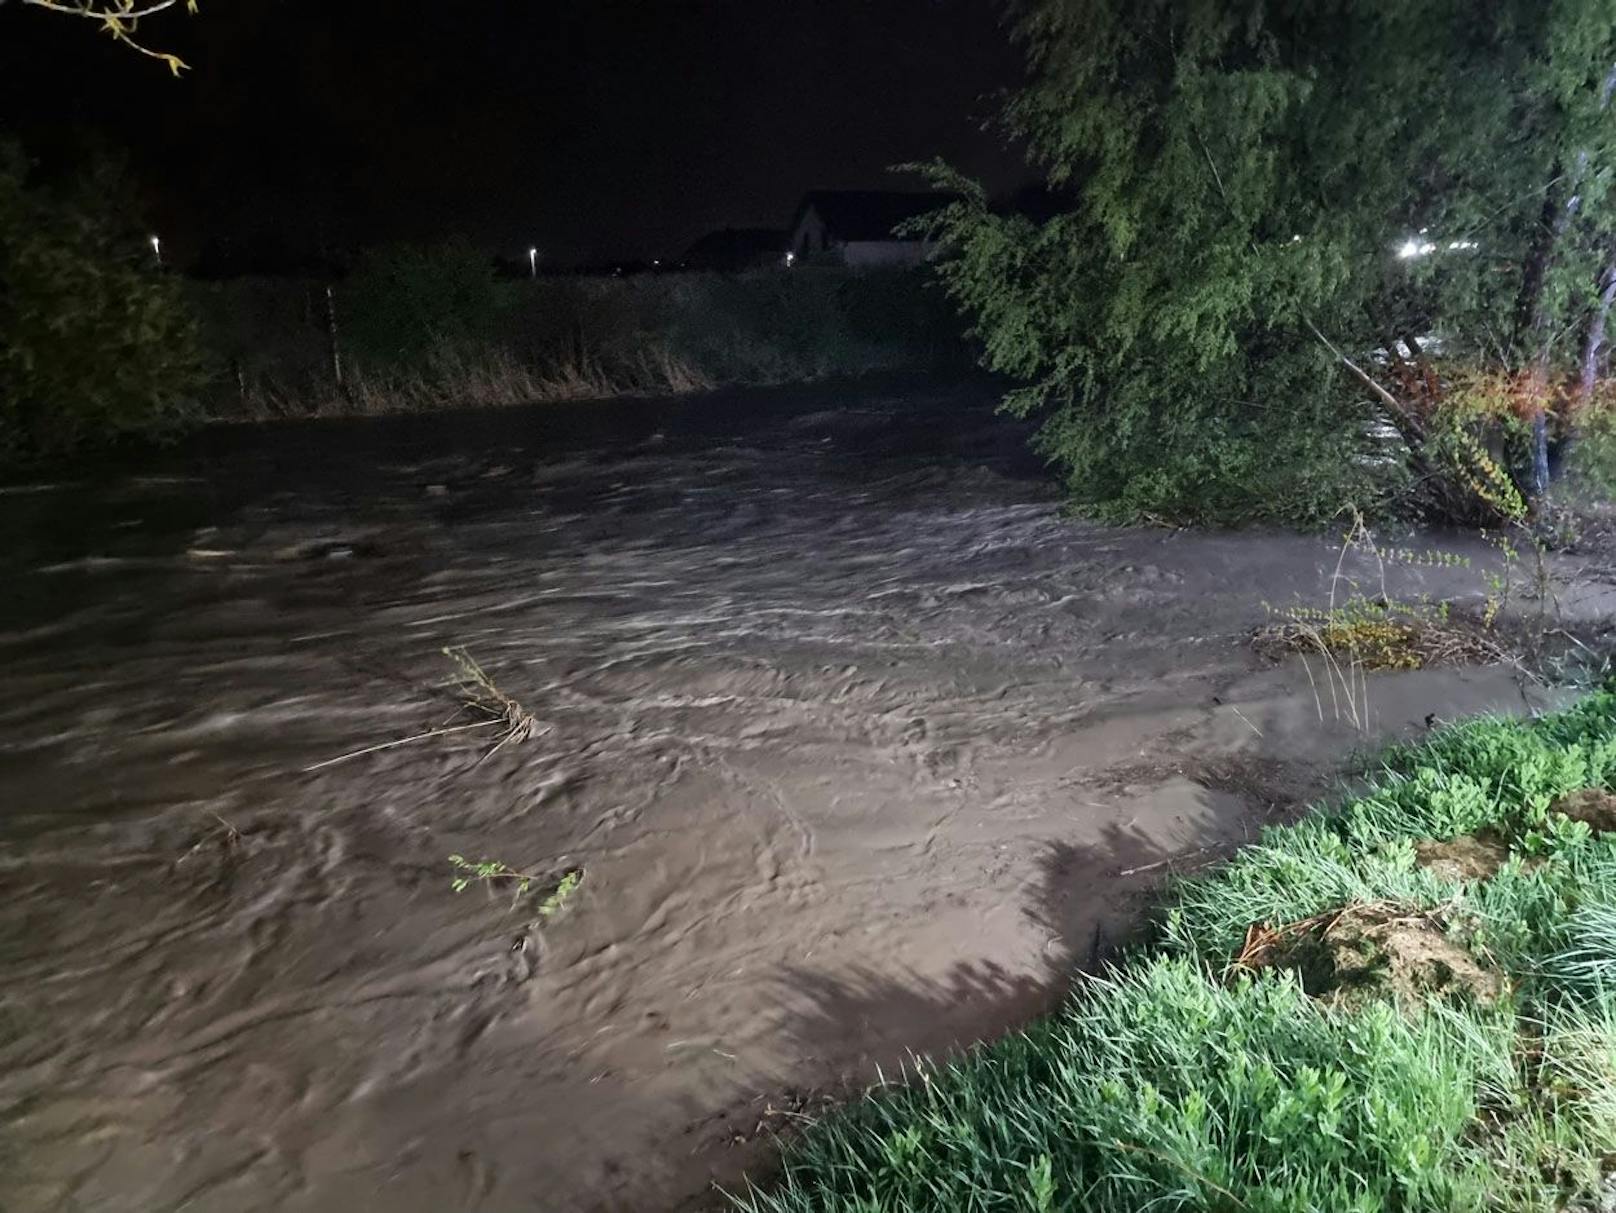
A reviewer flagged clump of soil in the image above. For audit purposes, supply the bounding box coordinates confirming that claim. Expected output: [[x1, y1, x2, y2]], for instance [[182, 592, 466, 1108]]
[[1414, 831, 1511, 883], [1553, 788, 1616, 834], [1235, 904, 1504, 1008]]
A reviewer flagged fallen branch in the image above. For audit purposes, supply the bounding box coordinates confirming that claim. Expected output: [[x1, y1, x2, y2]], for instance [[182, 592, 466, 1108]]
[[1119, 846, 1218, 878]]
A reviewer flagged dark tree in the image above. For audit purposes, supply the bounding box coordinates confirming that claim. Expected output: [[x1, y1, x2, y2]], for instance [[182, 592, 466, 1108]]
[[916, 0, 1616, 524]]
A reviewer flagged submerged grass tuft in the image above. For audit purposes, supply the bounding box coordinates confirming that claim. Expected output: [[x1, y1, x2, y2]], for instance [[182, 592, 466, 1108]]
[[1252, 512, 1524, 732], [733, 690, 1616, 1212]]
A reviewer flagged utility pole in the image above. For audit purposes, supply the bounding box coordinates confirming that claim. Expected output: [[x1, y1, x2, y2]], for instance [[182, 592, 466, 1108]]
[[324, 284, 346, 402]]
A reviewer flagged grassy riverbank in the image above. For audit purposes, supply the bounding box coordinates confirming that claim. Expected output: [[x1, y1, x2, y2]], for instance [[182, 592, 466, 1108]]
[[738, 692, 1616, 1212]]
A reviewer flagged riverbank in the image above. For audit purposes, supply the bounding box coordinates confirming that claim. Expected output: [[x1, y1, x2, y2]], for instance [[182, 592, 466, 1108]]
[[738, 692, 1616, 1210], [191, 267, 967, 421]]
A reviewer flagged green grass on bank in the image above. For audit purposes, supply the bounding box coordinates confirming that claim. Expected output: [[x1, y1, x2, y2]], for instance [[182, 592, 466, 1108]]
[[735, 692, 1616, 1212]]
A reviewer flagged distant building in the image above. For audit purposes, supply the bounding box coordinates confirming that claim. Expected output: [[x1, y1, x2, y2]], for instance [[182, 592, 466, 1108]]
[[682, 227, 788, 272], [787, 190, 957, 268]]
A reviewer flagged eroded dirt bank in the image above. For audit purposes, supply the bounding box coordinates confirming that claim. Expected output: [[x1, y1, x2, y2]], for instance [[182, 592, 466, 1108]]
[[1, 380, 1604, 1212]]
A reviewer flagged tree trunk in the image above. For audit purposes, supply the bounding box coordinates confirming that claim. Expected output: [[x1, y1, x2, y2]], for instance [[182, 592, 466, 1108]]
[[1547, 65, 1616, 482], [1557, 258, 1616, 478], [324, 284, 347, 406], [1530, 410, 1551, 497], [1577, 260, 1616, 406], [1513, 172, 1574, 503], [1515, 178, 1567, 357]]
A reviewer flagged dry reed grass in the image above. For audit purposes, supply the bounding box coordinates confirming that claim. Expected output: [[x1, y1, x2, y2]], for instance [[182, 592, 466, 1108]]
[[235, 342, 714, 420], [303, 647, 543, 772], [442, 645, 542, 762]]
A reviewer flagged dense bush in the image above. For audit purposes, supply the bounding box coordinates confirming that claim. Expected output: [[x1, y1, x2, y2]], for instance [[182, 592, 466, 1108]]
[[0, 143, 204, 459]]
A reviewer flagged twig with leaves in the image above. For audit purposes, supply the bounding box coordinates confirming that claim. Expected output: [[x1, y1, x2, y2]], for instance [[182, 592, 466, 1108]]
[[15, 0, 199, 73], [449, 855, 583, 917]]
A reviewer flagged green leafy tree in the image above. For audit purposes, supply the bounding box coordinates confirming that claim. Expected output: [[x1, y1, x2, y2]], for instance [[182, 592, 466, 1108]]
[[915, 0, 1616, 524], [0, 142, 205, 459]]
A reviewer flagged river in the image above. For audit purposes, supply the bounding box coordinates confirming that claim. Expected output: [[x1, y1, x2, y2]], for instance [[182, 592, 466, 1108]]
[[0, 378, 1567, 1211]]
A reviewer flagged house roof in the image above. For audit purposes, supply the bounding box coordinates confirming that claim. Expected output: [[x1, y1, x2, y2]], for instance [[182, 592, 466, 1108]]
[[791, 190, 958, 243]]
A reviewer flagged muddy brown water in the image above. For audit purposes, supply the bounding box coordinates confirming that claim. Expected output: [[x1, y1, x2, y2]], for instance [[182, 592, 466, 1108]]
[[0, 379, 1590, 1212]]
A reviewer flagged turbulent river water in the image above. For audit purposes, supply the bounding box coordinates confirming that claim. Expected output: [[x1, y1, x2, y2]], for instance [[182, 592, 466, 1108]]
[[0, 379, 1579, 1212]]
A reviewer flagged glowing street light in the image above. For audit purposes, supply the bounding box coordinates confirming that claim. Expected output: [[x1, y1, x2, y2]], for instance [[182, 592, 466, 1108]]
[[528, 246, 538, 279], [150, 234, 162, 267]]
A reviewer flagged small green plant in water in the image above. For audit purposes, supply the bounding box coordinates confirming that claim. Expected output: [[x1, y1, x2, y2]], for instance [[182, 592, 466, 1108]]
[[538, 869, 583, 919], [449, 854, 584, 918]]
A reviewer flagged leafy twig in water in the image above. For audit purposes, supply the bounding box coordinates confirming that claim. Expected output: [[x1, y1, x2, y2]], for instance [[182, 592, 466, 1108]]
[[449, 855, 584, 918]]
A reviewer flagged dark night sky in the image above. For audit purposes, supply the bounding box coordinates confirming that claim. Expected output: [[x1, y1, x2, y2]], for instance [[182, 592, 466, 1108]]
[[0, 0, 1029, 267]]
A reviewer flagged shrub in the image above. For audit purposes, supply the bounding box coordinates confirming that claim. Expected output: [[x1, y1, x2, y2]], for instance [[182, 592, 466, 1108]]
[[338, 239, 507, 368], [0, 142, 204, 459]]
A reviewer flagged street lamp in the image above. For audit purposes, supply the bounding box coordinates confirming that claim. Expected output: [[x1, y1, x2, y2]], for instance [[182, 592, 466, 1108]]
[[528, 246, 538, 279], [150, 234, 162, 267]]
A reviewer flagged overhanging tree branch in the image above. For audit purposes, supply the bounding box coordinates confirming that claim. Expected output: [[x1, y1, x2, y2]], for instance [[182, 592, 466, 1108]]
[[22, 0, 186, 18], [11, 0, 199, 73], [1303, 316, 1407, 418]]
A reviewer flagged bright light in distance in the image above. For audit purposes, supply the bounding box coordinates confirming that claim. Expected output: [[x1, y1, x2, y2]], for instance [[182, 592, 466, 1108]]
[[1397, 235, 1478, 259], [784, 250, 796, 267]]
